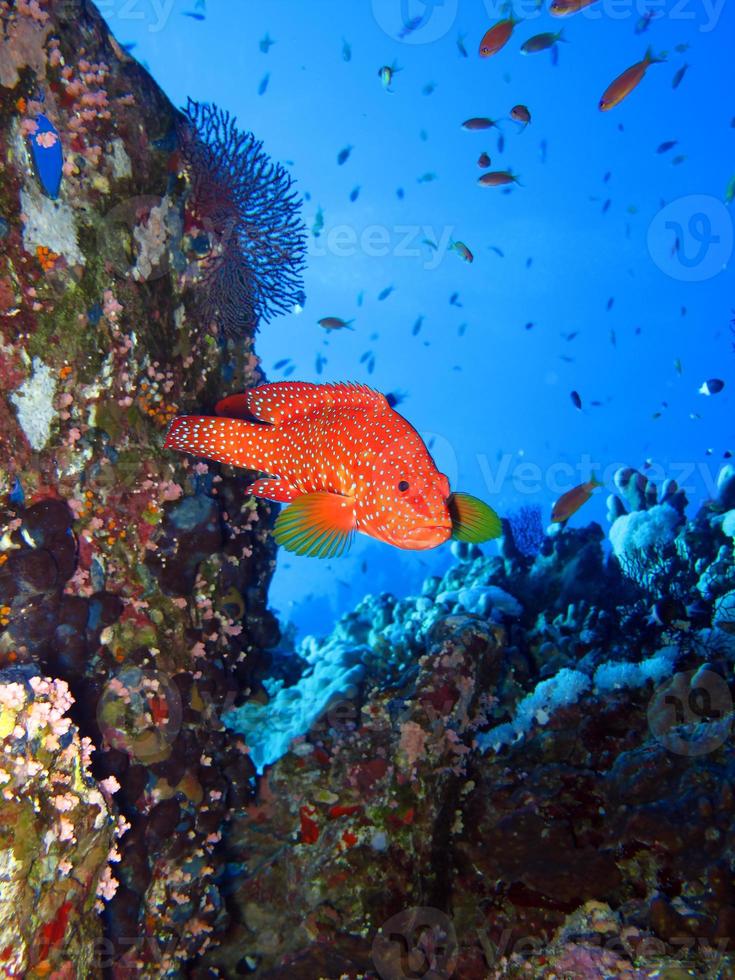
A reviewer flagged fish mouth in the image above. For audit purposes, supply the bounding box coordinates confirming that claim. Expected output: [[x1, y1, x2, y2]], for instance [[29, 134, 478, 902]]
[[395, 523, 452, 549]]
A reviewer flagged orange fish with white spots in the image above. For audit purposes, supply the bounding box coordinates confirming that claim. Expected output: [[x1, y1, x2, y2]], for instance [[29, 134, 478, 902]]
[[599, 48, 665, 111], [165, 382, 501, 558]]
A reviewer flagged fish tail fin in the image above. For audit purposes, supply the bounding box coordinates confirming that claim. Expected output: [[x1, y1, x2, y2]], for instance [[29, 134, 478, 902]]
[[557, 28, 568, 41], [645, 46, 666, 63], [589, 472, 604, 488], [165, 415, 274, 470]]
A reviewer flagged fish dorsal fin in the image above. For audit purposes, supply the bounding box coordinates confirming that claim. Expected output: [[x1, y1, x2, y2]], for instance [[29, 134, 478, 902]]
[[241, 382, 390, 425], [215, 394, 253, 419]]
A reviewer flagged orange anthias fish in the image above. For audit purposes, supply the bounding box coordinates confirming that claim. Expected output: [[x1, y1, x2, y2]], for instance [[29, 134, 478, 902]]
[[479, 18, 518, 57], [551, 475, 603, 523], [478, 170, 520, 187], [599, 48, 665, 111], [550, 0, 598, 15], [165, 382, 501, 557]]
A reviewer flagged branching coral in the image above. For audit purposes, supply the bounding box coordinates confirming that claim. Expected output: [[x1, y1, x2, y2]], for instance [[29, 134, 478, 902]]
[[506, 503, 545, 558], [179, 98, 306, 336]]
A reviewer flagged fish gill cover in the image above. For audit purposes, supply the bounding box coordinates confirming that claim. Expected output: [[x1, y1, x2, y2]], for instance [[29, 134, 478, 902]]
[[178, 97, 306, 336]]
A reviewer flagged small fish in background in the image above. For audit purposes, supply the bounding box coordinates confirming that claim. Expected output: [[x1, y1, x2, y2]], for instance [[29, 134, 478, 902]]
[[478, 151, 492, 168], [273, 357, 292, 371], [602, 198, 611, 213], [672, 63, 688, 88], [449, 292, 463, 307], [550, 0, 598, 15], [318, 317, 354, 331], [366, 354, 376, 374], [606, 297, 614, 311], [478, 170, 520, 187], [521, 30, 565, 54], [674, 357, 683, 374], [526, 256, 532, 267], [412, 315, 424, 335], [422, 237, 438, 251], [570, 390, 582, 410], [451, 241, 474, 263], [539, 138, 548, 163], [258, 72, 270, 95], [725, 173, 735, 205], [458, 323, 468, 336], [359, 350, 373, 364], [671, 154, 687, 166], [342, 38, 352, 61], [699, 378, 725, 395], [422, 82, 436, 95], [378, 285, 395, 301], [182, 10, 205, 20], [419, 128, 429, 141], [396, 187, 405, 199], [398, 14, 424, 38], [489, 245, 505, 257], [657, 140, 678, 153], [349, 186, 360, 202], [122, 42, 137, 52], [312, 206, 324, 238], [462, 116, 498, 131], [259, 33, 276, 53], [526, 322, 535, 331], [357, 290, 365, 307], [497, 133, 506, 153], [634, 10, 656, 33], [283, 364, 296, 377], [315, 353, 327, 374], [599, 48, 665, 111], [417, 172, 437, 183], [337, 145, 353, 165], [479, 17, 518, 57], [551, 476, 602, 523], [378, 62, 400, 91], [457, 33, 469, 57], [510, 104, 531, 128]]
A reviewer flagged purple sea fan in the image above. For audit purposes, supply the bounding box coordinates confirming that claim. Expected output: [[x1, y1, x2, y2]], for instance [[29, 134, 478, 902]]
[[507, 504, 545, 558], [179, 98, 306, 335]]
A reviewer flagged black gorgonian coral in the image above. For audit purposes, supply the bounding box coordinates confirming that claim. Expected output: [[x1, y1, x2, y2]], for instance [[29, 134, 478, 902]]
[[179, 98, 306, 336]]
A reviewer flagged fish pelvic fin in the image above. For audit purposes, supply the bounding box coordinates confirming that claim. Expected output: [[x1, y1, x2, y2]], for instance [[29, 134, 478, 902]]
[[274, 491, 356, 558]]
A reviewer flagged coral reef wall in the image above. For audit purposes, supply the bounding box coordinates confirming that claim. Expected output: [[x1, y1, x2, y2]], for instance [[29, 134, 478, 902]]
[[204, 470, 735, 979], [0, 0, 283, 974]]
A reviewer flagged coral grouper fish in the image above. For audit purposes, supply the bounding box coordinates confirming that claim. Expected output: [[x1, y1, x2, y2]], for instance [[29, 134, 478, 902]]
[[165, 382, 501, 558]]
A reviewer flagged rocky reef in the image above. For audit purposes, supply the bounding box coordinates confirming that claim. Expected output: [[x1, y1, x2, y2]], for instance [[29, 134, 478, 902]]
[[208, 466, 735, 978], [0, 0, 299, 974]]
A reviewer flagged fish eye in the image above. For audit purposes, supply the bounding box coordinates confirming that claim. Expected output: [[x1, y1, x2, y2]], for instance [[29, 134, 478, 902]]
[[398, 480, 410, 493]]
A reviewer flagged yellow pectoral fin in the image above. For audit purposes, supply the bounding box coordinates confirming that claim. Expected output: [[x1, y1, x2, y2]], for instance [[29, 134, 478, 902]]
[[449, 492, 502, 543], [273, 492, 357, 558]]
